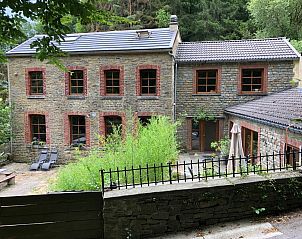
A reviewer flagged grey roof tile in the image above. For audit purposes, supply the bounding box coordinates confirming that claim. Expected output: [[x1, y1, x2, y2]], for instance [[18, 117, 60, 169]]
[[6, 28, 177, 56], [176, 38, 300, 63], [225, 88, 302, 133]]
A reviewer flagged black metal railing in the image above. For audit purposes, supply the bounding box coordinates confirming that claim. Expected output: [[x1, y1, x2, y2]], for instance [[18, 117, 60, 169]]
[[100, 150, 302, 192]]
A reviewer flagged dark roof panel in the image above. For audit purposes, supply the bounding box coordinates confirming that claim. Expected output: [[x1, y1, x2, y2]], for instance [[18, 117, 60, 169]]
[[176, 38, 300, 63], [6, 28, 177, 56], [225, 88, 302, 132]]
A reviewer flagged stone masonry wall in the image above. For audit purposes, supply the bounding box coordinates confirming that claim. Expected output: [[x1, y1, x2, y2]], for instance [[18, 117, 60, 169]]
[[176, 61, 295, 150], [103, 173, 302, 239], [228, 115, 302, 168], [8, 52, 174, 162]]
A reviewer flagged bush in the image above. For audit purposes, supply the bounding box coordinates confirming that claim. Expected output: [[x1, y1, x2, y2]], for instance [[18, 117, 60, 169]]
[[52, 116, 179, 191]]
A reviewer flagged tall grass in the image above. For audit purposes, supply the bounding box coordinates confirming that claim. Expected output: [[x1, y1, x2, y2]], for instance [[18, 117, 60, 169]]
[[52, 116, 179, 191]]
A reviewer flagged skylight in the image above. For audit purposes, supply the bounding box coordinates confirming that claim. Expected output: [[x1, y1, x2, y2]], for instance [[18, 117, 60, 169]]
[[63, 36, 80, 42]]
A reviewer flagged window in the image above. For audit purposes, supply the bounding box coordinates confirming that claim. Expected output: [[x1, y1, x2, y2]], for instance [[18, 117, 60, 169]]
[[30, 115, 46, 142], [105, 70, 120, 95], [140, 69, 157, 95], [70, 115, 86, 145], [285, 144, 300, 167], [29, 71, 44, 95], [105, 116, 122, 136], [239, 67, 267, 94], [242, 127, 258, 158], [138, 116, 152, 126], [196, 70, 218, 93], [69, 70, 84, 95]]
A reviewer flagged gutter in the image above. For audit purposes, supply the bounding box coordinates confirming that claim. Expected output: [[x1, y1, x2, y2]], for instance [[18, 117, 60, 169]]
[[6, 48, 174, 57], [225, 111, 302, 135], [7, 62, 13, 156]]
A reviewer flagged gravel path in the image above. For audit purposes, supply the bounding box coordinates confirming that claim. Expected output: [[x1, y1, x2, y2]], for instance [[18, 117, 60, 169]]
[[0, 163, 58, 197]]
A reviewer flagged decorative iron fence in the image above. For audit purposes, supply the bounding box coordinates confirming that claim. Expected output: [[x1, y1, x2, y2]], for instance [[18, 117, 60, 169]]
[[100, 150, 302, 191]]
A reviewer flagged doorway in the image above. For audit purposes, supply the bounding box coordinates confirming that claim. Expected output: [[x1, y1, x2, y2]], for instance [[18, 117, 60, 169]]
[[190, 119, 219, 152]]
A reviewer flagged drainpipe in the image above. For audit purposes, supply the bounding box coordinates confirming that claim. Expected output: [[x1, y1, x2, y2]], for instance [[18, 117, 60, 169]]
[[169, 52, 177, 122], [7, 62, 12, 156]]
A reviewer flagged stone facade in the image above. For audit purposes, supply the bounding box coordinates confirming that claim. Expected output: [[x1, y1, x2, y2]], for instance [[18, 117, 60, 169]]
[[227, 115, 302, 168], [176, 61, 297, 150], [8, 52, 175, 162]]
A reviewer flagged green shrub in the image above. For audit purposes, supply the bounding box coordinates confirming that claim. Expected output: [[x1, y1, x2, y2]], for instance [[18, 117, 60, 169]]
[[52, 116, 179, 191]]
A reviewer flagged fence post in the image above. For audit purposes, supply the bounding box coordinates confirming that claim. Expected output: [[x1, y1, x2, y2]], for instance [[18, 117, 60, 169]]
[[100, 169, 105, 194], [293, 150, 297, 170], [168, 161, 172, 184], [232, 155, 235, 177]]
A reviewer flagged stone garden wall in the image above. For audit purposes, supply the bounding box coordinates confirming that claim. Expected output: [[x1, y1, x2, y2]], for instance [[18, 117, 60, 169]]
[[104, 172, 302, 238]]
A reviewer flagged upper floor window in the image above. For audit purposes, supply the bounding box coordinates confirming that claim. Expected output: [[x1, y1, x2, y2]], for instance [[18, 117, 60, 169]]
[[105, 70, 120, 95], [65, 67, 87, 96], [25, 68, 46, 96], [70, 115, 86, 145], [136, 65, 160, 96], [69, 70, 84, 95], [30, 114, 46, 142], [140, 69, 157, 95], [239, 66, 267, 94], [196, 69, 218, 93], [29, 71, 44, 95]]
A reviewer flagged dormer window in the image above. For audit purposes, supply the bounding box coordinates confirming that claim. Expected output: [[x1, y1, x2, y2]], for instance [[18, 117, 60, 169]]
[[136, 30, 151, 39]]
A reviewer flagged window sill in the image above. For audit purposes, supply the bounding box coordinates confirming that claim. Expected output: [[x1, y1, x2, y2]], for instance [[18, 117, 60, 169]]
[[238, 92, 267, 96], [192, 93, 221, 96], [67, 95, 86, 100], [137, 96, 159, 100], [27, 95, 45, 99], [100, 96, 124, 100]]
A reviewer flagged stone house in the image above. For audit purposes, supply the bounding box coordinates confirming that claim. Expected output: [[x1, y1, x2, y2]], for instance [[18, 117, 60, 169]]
[[225, 86, 302, 167], [6, 18, 181, 161], [6, 15, 302, 162], [175, 38, 301, 152]]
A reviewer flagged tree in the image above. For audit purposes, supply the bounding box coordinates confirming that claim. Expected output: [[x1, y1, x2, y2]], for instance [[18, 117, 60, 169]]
[[248, 0, 302, 39], [0, 0, 129, 63]]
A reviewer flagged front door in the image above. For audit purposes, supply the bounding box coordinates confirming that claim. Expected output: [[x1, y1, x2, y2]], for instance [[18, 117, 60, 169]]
[[190, 119, 219, 152]]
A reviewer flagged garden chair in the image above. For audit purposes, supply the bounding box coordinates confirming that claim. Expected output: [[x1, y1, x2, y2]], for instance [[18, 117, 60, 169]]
[[29, 150, 48, 171], [41, 149, 58, 171]]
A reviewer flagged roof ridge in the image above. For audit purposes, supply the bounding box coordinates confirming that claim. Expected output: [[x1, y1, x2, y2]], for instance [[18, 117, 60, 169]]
[[179, 37, 287, 44]]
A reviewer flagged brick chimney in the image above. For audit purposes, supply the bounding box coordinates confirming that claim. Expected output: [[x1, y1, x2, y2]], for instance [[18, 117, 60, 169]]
[[169, 15, 178, 31]]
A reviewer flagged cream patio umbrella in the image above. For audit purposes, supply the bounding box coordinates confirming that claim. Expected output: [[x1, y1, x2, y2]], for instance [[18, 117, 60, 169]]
[[227, 123, 246, 174]]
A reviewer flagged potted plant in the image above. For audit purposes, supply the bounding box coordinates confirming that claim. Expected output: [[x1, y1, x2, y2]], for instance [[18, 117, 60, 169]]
[[210, 137, 230, 159]]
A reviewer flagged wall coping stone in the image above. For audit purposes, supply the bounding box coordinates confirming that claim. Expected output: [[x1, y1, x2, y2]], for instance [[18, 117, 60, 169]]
[[104, 171, 302, 199]]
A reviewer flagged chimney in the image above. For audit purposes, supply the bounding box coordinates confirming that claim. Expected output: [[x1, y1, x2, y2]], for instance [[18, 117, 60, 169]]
[[169, 15, 178, 31]]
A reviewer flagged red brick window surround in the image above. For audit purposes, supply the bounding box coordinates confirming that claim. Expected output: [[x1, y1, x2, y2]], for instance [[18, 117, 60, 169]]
[[193, 67, 221, 94], [65, 67, 88, 96], [136, 65, 160, 96], [100, 65, 124, 96], [64, 113, 90, 146], [99, 112, 126, 137], [25, 68, 46, 96], [238, 65, 268, 94], [24, 112, 50, 144]]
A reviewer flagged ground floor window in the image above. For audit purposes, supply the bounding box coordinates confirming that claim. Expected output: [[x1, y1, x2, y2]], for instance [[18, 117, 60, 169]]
[[285, 144, 300, 167], [105, 116, 122, 136], [30, 114, 46, 142], [70, 115, 86, 145], [138, 116, 152, 126], [242, 127, 258, 157]]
